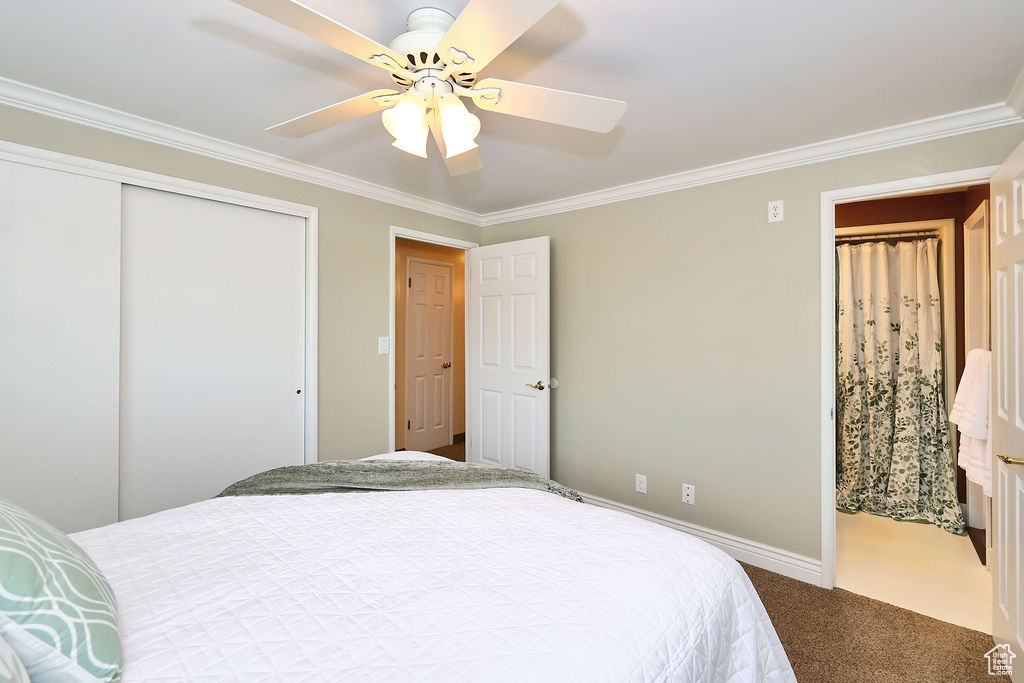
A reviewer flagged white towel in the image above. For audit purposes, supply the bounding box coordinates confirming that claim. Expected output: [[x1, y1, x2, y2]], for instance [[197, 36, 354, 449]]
[[959, 433, 993, 497], [949, 349, 992, 496], [950, 349, 990, 438]]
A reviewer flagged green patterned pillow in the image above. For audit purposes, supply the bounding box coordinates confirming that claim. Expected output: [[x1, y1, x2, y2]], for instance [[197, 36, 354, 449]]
[[0, 498, 122, 682]]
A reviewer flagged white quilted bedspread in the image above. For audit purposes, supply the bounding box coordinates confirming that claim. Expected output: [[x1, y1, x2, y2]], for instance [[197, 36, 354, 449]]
[[72, 462, 794, 682]]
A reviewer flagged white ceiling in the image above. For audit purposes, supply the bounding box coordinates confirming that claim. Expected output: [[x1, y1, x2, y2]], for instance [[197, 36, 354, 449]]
[[2, 0, 1023, 214]]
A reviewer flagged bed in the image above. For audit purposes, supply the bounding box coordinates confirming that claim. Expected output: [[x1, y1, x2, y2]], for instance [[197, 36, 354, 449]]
[[62, 452, 793, 681]]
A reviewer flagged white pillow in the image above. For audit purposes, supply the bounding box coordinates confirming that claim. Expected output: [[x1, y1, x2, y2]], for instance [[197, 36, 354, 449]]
[[0, 632, 29, 683]]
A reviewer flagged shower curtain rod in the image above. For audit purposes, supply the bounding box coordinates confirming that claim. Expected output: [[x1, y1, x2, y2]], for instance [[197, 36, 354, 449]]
[[835, 230, 940, 243]]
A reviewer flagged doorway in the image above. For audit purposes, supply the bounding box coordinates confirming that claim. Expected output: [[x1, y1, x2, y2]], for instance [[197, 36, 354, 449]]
[[820, 169, 997, 632], [388, 227, 477, 460], [388, 227, 554, 477]]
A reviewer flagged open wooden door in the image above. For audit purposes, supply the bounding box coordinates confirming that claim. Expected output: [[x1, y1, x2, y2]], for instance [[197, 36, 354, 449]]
[[991, 136, 1024, 681], [467, 237, 550, 477]]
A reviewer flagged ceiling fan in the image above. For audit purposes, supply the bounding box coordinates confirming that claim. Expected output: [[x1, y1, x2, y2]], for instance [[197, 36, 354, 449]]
[[229, 0, 627, 175]]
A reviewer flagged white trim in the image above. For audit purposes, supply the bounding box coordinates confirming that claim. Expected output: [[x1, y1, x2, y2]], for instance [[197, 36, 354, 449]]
[[387, 226, 477, 452], [304, 212, 319, 465], [2, 76, 1021, 228], [0, 77, 479, 225], [1007, 67, 1024, 116], [581, 493, 823, 586], [819, 165, 997, 589], [0, 138, 320, 465], [0, 138, 316, 218], [478, 104, 1021, 226], [390, 226, 478, 250], [963, 200, 991, 351]]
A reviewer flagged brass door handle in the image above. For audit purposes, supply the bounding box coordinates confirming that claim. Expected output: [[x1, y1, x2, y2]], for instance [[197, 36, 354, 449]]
[[997, 454, 1024, 466], [525, 380, 545, 391], [441, 362, 451, 369]]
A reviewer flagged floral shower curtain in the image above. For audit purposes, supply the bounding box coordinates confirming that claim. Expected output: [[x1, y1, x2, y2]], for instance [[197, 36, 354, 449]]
[[835, 238, 965, 534]]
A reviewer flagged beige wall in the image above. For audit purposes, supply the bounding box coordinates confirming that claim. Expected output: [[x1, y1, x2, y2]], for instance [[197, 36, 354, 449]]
[[0, 104, 479, 462], [394, 238, 466, 448], [5, 99, 1022, 562], [482, 122, 1024, 560]]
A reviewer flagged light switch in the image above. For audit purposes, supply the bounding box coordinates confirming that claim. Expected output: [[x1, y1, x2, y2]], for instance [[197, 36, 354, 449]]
[[377, 336, 390, 355]]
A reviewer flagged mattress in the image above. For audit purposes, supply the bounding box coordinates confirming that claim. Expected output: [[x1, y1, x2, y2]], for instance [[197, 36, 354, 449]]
[[71, 453, 794, 681]]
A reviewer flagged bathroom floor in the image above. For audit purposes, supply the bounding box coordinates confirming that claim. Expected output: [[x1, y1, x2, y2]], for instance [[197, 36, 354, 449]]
[[836, 511, 992, 633]]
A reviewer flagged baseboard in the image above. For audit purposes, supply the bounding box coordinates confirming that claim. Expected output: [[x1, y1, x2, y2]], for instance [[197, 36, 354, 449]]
[[580, 492, 824, 586], [453, 432, 465, 444]]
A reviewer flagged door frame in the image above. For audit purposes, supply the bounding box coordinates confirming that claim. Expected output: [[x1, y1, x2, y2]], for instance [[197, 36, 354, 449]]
[[962, 201, 991, 534], [0, 139, 320, 465], [818, 165, 998, 588], [388, 225, 478, 452]]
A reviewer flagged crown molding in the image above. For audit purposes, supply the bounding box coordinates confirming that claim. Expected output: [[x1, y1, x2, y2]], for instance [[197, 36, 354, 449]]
[[477, 102, 1023, 225], [1, 76, 1022, 230], [1007, 67, 1024, 117], [0, 77, 480, 225]]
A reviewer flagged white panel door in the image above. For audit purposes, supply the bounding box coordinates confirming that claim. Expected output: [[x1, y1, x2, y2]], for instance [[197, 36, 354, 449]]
[[0, 161, 121, 532], [468, 237, 550, 477], [405, 258, 452, 452], [991, 137, 1024, 681], [119, 186, 306, 520]]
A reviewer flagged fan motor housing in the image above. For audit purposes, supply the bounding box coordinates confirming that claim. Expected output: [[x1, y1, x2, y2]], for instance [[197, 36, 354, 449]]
[[388, 8, 476, 90]]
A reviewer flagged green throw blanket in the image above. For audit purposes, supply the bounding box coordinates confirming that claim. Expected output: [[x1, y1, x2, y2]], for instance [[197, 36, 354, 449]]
[[217, 459, 583, 503]]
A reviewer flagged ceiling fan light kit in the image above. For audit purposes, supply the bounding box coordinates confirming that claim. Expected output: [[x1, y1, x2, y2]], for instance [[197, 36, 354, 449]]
[[382, 92, 430, 158], [437, 94, 481, 158], [230, 0, 627, 175]]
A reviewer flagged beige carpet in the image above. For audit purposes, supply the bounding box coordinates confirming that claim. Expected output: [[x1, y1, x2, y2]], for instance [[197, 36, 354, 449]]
[[742, 563, 1007, 682]]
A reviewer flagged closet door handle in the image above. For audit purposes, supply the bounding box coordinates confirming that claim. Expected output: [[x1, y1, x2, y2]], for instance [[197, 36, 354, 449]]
[[997, 454, 1024, 466], [441, 362, 451, 369]]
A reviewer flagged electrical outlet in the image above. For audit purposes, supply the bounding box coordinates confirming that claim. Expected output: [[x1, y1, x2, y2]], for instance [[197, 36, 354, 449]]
[[767, 200, 784, 223], [681, 483, 695, 505], [635, 474, 647, 494]]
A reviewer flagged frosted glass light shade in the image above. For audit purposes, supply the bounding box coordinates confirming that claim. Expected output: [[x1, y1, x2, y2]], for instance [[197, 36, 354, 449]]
[[438, 95, 480, 158], [382, 93, 428, 158]]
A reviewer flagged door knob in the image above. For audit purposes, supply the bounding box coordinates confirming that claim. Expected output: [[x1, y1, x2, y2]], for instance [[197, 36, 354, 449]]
[[441, 361, 451, 369], [997, 454, 1024, 466], [525, 380, 545, 391]]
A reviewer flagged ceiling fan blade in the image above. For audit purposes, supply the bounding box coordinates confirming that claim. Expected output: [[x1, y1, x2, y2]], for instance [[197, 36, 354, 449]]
[[436, 0, 558, 76], [473, 78, 626, 133], [228, 0, 409, 73], [428, 112, 483, 176], [266, 89, 399, 137]]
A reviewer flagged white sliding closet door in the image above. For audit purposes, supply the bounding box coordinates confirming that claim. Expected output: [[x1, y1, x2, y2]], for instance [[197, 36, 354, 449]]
[[0, 160, 121, 532], [119, 186, 306, 520]]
